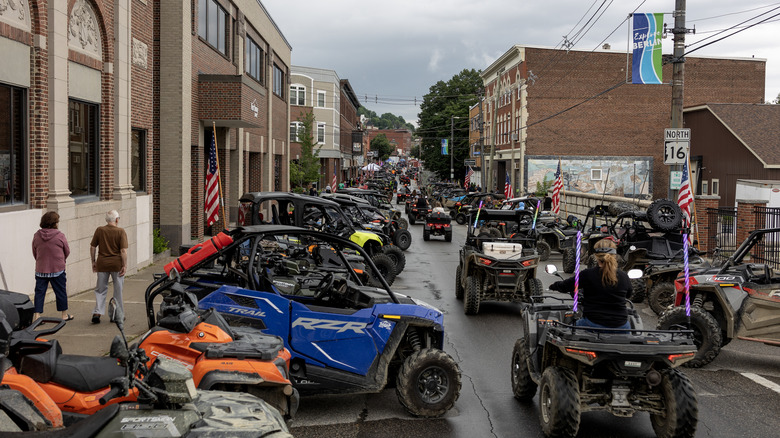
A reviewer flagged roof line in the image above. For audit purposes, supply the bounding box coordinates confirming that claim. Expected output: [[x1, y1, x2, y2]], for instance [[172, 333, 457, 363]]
[[256, 0, 292, 51], [698, 105, 770, 168]]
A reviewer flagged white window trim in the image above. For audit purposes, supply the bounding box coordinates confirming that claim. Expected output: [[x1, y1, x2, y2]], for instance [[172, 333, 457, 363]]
[[290, 121, 303, 142], [317, 122, 326, 144], [290, 84, 306, 106], [317, 90, 326, 108], [711, 178, 719, 196], [591, 169, 603, 181], [701, 180, 709, 196]]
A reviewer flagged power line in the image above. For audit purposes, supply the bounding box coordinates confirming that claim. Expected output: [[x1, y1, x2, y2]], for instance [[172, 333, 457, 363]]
[[685, 4, 780, 50], [684, 10, 780, 56], [688, 2, 780, 22]]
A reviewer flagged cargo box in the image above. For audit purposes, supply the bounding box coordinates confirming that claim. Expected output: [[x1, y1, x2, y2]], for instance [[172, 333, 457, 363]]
[[482, 242, 523, 259]]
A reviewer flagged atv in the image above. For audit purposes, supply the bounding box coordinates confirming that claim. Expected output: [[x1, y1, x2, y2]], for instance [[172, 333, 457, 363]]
[[423, 211, 453, 242], [658, 227, 780, 368], [154, 226, 462, 418], [456, 209, 542, 315], [338, 187, 408, 230], [0, 297, 292, 436], [408, 202, 433, 225], [512, 266, 698, 438], [238, 192, 399, 284]]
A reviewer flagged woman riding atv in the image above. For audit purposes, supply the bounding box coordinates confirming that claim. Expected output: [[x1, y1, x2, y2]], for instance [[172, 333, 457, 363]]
[[549, 239, 633, 330]]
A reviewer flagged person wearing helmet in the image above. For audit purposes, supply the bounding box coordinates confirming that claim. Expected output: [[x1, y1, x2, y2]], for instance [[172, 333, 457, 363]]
[[549, 238, 633, 330]]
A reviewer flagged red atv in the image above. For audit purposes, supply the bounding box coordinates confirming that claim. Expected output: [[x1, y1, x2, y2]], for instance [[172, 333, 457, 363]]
[[658, 227, 780, 367], [424, 212, 453, 242]]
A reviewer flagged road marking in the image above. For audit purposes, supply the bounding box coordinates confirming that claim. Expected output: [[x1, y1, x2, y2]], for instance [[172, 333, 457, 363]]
[[741, 372, 780, 395]]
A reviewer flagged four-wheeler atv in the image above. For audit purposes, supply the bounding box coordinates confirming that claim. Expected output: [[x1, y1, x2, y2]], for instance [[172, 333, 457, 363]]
[[0, 297, 292, 436], [658, 227, 780, 368], [456, 209, 542, 315], [155, 225, 462, 418], [423, 212, 453, 242], [338, 187, 408, 230], [450, 193, 505, 225], [512, 266, 698, 438], [408, 202, 433, 225], [238, 192, 399, 284]]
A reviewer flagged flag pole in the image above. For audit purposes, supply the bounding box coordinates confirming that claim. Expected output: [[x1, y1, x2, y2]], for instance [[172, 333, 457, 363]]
[[684, 156, 701, 247], [212, 122, 228, 230]]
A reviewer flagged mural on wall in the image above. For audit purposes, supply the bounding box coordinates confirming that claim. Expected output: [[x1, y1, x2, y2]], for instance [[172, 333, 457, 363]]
[[526, 156, 652, 199]]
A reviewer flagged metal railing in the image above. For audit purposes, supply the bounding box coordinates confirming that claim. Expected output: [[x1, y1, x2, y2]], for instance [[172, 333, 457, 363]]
[[706, 207, 737, 257], [751, 207, 780, 269]]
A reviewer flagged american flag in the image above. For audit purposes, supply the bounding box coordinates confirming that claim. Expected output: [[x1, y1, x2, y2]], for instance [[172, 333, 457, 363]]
[[205, 131, 220, 227], [331, 168, 337, 191], [503, 171, 512, 199], [677, 160, 694, 244], [465, 167, 474, 188], [551, 159, 563, 215]]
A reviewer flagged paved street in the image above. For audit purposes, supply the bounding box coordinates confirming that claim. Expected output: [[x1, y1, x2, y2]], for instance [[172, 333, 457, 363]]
[[288, 209, 780, 438]]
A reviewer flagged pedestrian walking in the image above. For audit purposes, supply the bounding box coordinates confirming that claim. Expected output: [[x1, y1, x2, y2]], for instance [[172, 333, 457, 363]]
[[90, 210, 128, 323], [32, 211, 72, 321]]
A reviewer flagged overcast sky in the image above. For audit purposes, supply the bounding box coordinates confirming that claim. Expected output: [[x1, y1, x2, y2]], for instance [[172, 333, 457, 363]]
[[263, 0, 780, 126]]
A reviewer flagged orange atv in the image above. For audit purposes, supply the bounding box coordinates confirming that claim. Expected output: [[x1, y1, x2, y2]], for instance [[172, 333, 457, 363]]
[[6, 290, 297, 424]]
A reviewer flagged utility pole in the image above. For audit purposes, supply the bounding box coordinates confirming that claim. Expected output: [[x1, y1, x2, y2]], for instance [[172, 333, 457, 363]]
[[669, 0, 688, 199], [450, 115, 455, 181]]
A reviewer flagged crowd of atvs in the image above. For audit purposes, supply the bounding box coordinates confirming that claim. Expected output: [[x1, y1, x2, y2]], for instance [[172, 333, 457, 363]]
[[2, 171, 779, 437]]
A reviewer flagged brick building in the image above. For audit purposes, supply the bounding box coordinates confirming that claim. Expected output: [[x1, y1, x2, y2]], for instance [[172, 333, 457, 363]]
[[339, 79, 363, 181], [476, 45, 765, 197], [156, 0, 291, 250], [0, 0, 155, 294], [365, 128, 413, 159]]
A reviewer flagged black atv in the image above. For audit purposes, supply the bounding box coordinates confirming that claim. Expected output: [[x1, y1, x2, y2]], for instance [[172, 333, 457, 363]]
[[455, 209, 541, 315], [423, 212, 452, 242], [512, 268, 698, 438]]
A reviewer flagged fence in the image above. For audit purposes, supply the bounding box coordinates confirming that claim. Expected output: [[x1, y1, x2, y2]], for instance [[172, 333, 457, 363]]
[[705, 206, 780, 268]]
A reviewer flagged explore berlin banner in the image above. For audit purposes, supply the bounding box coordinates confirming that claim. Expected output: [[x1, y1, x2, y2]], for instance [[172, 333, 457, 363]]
[[632, 13, 663, 84]]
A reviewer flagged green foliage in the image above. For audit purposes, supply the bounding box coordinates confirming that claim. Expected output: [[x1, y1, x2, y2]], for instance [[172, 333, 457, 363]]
[[535, 176, 553, 196], [409, 144, 420, 159], [358, 107, 415, 132], [289, 111, 323, 189], [773, 93, 780, 104], [370, 134, 394, 161], [417, 69, 482, 181], [153, 229, 169, 254]]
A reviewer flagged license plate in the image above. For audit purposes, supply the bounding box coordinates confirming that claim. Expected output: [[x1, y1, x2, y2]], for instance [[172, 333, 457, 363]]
[[624, 361, 642, 368]]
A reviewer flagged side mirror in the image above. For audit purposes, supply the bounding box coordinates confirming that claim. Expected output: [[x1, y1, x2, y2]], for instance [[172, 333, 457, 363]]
[[627, 269, 643, 279], [545, 264, 558, 275], [109, 334, 129, 362]]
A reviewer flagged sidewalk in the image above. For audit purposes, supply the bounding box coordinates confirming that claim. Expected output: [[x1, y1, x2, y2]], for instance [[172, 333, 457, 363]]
[[39, 256, 174, 356]]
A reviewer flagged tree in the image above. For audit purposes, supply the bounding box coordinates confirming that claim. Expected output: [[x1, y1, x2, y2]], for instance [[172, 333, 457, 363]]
[[358, 107, 415, 131], [370, 134, 393, 161], [289, 111, 323, 191], [409, 144, 420, 159], [773, 93, 780, 104], [416, 69, 482, 182]]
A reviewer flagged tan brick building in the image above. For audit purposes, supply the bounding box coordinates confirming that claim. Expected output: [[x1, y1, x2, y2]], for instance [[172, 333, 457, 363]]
[[477, 45, 765, 197], [366, 129, 413, 158], [156, 0, 291, 249]]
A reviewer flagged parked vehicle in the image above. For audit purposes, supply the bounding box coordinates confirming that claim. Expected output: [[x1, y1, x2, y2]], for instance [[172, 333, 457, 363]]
[[238, 192, 399, 284], [451, 193, 505, 225], [408, 202, 433, 225], [0, 297, 292, 437], [424, 212, 453, 242], [157, 226, 462, 418], [456, 209, 542, 315], [512, 266, 698, 438], [658, 228, 780, 367]]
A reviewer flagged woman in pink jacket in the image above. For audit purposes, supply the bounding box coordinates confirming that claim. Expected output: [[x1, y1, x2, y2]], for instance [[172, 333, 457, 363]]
[[32, 211, 72, 321]]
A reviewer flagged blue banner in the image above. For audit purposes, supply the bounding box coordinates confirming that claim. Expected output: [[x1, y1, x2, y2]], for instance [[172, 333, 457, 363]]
[[441, 139, 448, 155], [632, 13, 663, 84]]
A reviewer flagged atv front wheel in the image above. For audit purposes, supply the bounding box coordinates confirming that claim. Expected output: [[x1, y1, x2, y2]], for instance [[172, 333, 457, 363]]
[[464, 275, 481, 315], [511, 338, 537, 401], [648, 282, 675, 315], [562, 247, 577, 274], [650, 368, 698, 438], [370, 254, 397, 286], [423, 229, 430, 241], [393, 229, 412, 250], [536, 240, 551, 262], [539, 367, 580, 438], [455, 266, 464, 300], [396, 348, 462, 418], [397, 217, 409, 230], [383, 245, 406, 275], [657, 306, 722, 368], [455, 213, 467, 225]]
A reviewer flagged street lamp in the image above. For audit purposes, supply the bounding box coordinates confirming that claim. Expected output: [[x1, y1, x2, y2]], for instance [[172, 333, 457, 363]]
[[450, 116, 464, 182]]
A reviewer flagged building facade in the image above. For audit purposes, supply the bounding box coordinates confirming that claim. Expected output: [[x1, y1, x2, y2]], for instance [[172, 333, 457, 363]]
[[476, 45, 765, 198], [156, 0, 291, 250], [0, 0, 154, 294], [339, 79, 362, 181], [365, 129, 413, 158]]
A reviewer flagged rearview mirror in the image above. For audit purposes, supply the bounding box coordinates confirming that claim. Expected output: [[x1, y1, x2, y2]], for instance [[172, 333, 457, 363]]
[[545, 264, 558, 275]]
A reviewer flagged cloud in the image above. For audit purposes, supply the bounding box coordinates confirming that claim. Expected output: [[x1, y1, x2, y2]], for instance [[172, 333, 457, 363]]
[[428, 48, 442, 72]]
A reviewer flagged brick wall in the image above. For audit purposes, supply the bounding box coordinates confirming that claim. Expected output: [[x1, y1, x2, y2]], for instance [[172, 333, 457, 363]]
[[736, 199, 766, 248], [132, 0, 154, 194], [694, 195, 720, 254]]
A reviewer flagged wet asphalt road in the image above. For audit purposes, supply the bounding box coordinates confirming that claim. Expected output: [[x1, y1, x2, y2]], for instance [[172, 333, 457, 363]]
[[289, 208, 780, 438]]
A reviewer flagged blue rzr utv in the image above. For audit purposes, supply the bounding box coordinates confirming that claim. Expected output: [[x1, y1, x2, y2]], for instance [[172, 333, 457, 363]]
[[146, 225, 461, 418]]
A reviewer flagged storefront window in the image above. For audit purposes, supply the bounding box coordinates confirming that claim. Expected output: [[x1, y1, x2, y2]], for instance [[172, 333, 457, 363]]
[[68, 99, 99, 197], [0, 84, 25, 206], [131, 128, 146, 192]]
